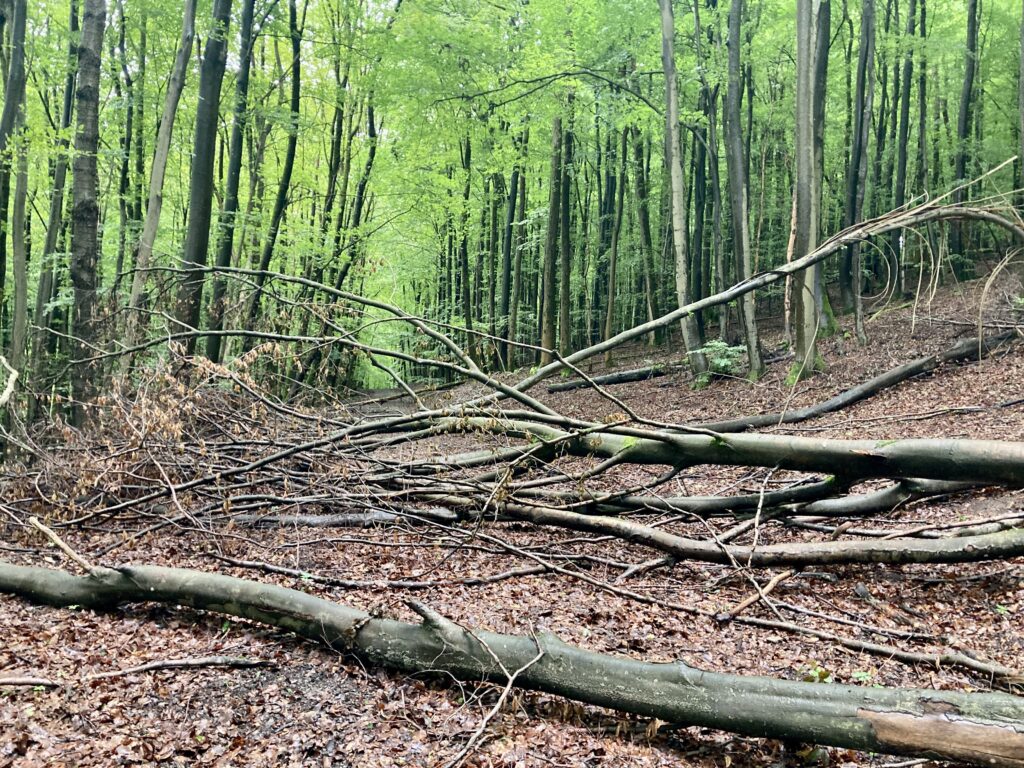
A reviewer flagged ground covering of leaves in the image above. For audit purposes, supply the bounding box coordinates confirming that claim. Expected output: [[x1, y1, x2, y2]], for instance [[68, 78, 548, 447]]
[[2, 280, 1023, 767]]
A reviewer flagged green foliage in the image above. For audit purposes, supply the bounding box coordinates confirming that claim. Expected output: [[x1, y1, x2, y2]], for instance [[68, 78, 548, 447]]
[[700, 340, 745, 377]]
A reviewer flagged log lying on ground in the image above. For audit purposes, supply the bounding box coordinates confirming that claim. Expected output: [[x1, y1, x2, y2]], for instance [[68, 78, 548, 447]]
[[1, 561, 1021, 766], [547, 362, 685, 393], [234, 507, 458, 528], [493, 501, 1024, 567], [579, 478, 973, 519], [697, 331, 1018, 433], [453, 417, 1024, 486]]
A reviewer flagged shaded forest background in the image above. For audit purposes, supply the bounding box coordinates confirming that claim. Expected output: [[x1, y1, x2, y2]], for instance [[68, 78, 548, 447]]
[[0, 0, 1020, 412]]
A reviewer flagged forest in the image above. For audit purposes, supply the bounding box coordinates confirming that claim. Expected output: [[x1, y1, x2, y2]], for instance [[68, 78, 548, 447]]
[[0, 0, 1023, 765]]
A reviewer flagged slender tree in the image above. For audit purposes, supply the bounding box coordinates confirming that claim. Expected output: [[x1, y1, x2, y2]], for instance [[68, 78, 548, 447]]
[[69, 0, 107, 426], [842, 0, 874, 344], [892, 0, 918, 295], [723, 0, 763, 378], [175, 0, 232, 353], [126, 0, 196, 343], [244, 0, 302, 348], [793, 0, 821, 379], [539, 117, 561, 365], [33, 0, 79, 387], [206, 0, 256, 363], [659, 0, 707, 375], [950, 0, 978, 259]]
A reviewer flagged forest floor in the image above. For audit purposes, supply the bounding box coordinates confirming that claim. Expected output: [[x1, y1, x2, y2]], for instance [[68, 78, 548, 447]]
[[2, 277, 1023, 768]]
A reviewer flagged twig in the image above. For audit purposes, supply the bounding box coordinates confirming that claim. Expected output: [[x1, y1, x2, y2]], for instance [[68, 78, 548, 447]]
[[719, 569, 796, 621], [86, 656, 274, 681], [0, 676, 59, 688], [28, 516, 94, 572], [443, 632, 545, 768]]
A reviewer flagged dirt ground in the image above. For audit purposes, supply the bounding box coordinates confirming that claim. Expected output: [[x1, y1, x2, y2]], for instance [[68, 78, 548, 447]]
[[2, 280, 1022, 767]]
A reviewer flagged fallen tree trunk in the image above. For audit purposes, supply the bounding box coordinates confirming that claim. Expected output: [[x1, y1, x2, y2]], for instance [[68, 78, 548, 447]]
[[698, 332, 1018, 433], [1, 561, 1021, 766], [453, 417, 1024, 486], [494, 501, 1024, 566], [547, 362, 685, 393]]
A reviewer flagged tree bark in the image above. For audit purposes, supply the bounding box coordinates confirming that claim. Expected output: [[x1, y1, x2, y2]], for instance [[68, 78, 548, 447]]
[[0, 0, 27, 159], [126, 0, 196, 343], [1, 562, 1021, 767], [950, 0, 978, 259], [659, 0, 707, 374], [724, 0, 763, 378], [175, 0, 232, 354], [539, 117, 561, 365], [793, 0, 821, 379], [69, 0, 106, 426], [243, 0, 301, 350], [558, 120, 573, 355], [8, 110, 27, 372], [841, 0, 873, 346], [892, 0, 917, 295], [206, 0, 255, 364]]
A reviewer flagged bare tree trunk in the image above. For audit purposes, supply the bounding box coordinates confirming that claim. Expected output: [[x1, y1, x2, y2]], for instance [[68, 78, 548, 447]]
[[175, 0, 232, 354], [126, 0, 196, 343], [793, 0, 821, 380], [498, 134, 522, 367], [558, 119, 573, 355], [0, 0, 27, 340], [603, 129, 628, 364], [508, 152, 527, 367], [8, 110, 27, 372], [31, 0, 78, 394], [632, 127, 661, 338], [69, 0, 106, 426], [659, 0, 707, 374], [950, 0, 978, 259], [1019, 0, 1024, 203], [892, 0, 917, 296], [539, 117, 561, 365], [206, 0, 255, 364], [723, 0, 763, 378], [0, 0, 27, 158], [843, 0, 873, 344], [243, 0, 301, 349]]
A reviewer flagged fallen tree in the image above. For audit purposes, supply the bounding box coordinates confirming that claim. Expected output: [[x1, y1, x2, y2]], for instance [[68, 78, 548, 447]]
[[696, 331, 1018, 432], [1, 560, 1021, 767]]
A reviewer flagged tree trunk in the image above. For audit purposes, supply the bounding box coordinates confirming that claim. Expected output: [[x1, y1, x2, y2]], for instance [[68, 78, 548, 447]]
[[69, 0, 106, 426], [508, 151, 527, 367], [892, 0, 917, 295], [206, 0, 256, 364], [723, 0, 763, 378], [174, 0, 232, 354], [793, 0, 821, 380], [2, 563, 1021, 767], [498, 139, 521, 367], [8, 110, 27, 372], [950, 0, 978, 259], [631, 127, 661, 337], [126, 0, 196, 343], [558, 120, 573, 355], [842, 0, 873, 344], [243, 0, 301, 350], [603, 129, 628, 364], [539, 117, 561, 365], [0, 0, 27, 159], [32, 0, 78, 395], [659, 0, 707, 374]]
